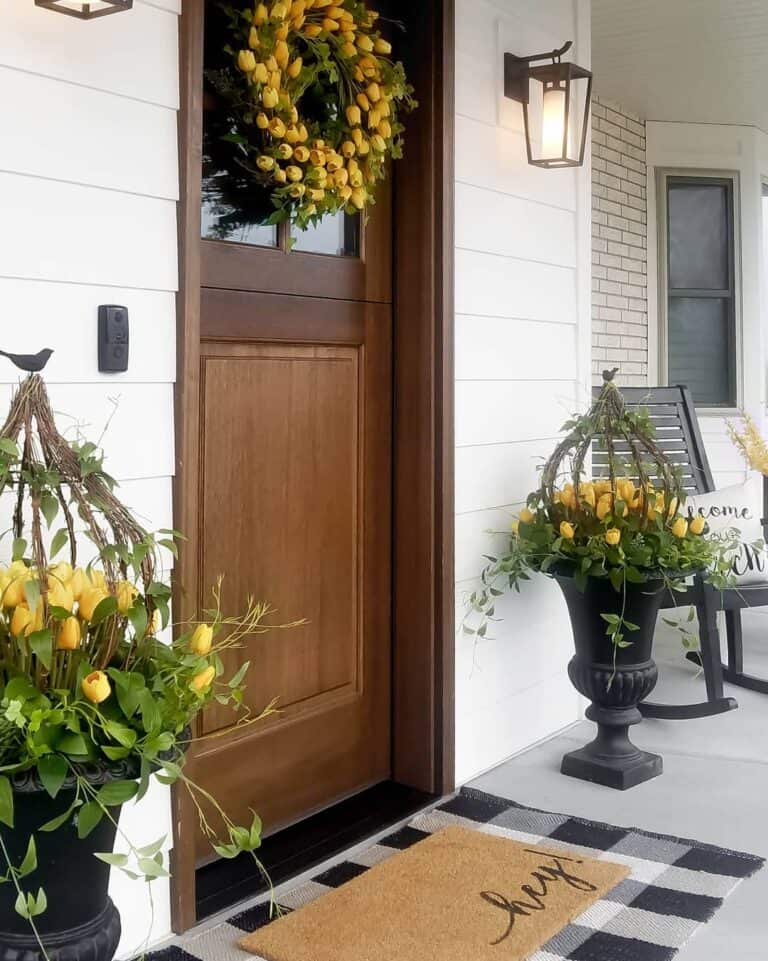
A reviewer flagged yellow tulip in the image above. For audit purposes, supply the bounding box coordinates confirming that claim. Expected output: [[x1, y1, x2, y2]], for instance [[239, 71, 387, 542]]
[[116, 581, 137, 615], [286, 165, 303, 182], [594, 479, 613, 496], [357, 34, 374, 52], [10, 604, 34, 638], [88, 570, 107, 590], [269, 117, 287, 138], [341, 140, 356, 158], [345, 105, 362, 127], [256, 112, 270, 130], [284, 125, 301, 144], [304, 24, 323, 37], [366, 82, 381, 103], [377, 119, 392, 139], [604, 528, 621, 546], [257, 155, 275, 172], [289, 183, 306, 198], [559, 486, 576, 510], [287, 57, 303, 79], [249, 26, 260, 49], [82, 671, 111, 705], [273, 167, 287, 184], [57, 616, 81, 652], [519, 507, 535, 524], [262, 86, 279, 109], [277, 143, 293, 160], [190, 665, 216, 693], [511, 519, 520, 535], [559, 521, 575, 540], [580, 485, 596, 509], [190, 624, 214, 657], [349, 168, 364, 187], [253, 62, 269, 84], [374, 38, 392, 55], [48, 580, 75, 613], [237, 50, 257, 74], [326, 154, 343, 172], [356, 93, 371, 112], [293, 145, 310, 162], [339, 184, 353, 202], [689, 514, 706, 535], [275, 40, 290, 69], [254, 2, 268, 24], [78, 588, 108, 622], [271, 1, 288, 17], [350, 187, 367, 209], [2, 576, 26, 609], [596, 493, 613, 521], [370, 134, 386, 152], [341, 42, 357, 57], [49, 562, 73, 584], [671, 517, 688, 539], [334, 168, 350, 187], [69, 568, 87, 601]]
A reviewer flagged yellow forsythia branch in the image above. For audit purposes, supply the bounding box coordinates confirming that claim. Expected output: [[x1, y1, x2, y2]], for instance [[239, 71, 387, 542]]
[[726, 411, 768, 475]]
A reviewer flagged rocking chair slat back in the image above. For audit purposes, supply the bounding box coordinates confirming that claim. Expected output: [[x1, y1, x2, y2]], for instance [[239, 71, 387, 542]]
[[590, 385, 716, 496]]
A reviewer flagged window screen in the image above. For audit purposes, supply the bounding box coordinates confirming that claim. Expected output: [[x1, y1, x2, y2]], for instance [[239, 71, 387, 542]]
[[666, 177, 736, 407]]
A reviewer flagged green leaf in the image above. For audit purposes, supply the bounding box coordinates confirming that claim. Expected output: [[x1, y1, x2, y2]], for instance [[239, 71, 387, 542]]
[[77, 801, 104, 839], [14, 890, 29, 919], [29, 888, 47, 918], [38, 755, 68, 799], [101, 745, 131, 761], [137, 836, 166, 859], [12, 538, 27, 562], [0, 776, 13, 828], [18, 836, 37, 878], [49, 527, 70, 560], [228, 661, 251, 689], [58, 732, 88, 757], [23, 578, 41, 614], [104, 721, 137, 749], [138, 689, 161, 734], [0, 438, 19, 457], [40, 492, 59, 529], [126, 603, 148, 644], [98, 780, 138, 807], [94, 852, 129, 867], [29, 630, 53, 671], [136, 757, 152, 802], [138, 856, 169, 879], [39, 799, 81, 833], [91, 595, 118, 627]]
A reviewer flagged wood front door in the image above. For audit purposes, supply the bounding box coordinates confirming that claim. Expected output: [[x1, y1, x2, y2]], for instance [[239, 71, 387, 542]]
[[187, 1, 393, 862]]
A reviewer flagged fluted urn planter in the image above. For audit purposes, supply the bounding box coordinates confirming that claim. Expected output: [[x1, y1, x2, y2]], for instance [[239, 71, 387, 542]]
[[556, 573, 664, 790], [0, 761, 138, 961]]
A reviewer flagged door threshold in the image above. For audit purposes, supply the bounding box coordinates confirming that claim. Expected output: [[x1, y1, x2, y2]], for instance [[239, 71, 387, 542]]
[[194, 781, 435, 921]]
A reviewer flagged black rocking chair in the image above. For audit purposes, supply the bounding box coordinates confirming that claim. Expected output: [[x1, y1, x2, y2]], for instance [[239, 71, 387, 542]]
[[592, 384, 768, 720]]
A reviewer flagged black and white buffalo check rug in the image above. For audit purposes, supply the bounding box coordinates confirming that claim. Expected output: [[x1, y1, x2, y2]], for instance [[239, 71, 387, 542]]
[[141, 787, 764, 961]]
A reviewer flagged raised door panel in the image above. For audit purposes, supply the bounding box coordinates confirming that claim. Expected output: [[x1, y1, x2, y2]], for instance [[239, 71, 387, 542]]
[[199, 343, 362, 734]]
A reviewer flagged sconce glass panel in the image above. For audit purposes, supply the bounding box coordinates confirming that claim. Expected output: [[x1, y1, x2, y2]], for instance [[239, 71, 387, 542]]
[[524, 62, 592, 168]]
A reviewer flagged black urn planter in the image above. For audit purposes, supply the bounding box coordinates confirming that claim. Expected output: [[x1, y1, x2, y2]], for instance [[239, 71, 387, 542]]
[[556, 573, 664, 790], [0, 762, 138, 961]]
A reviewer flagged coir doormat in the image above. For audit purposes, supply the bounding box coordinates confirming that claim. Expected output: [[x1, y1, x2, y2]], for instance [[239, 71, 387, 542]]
[[241, 824, 628, 961], [143, 788, 765, 961]]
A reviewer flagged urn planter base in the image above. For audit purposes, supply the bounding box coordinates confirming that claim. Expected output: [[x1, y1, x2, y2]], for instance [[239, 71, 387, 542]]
[[561, 704, 662, 790], [0, 899, 121, 961]]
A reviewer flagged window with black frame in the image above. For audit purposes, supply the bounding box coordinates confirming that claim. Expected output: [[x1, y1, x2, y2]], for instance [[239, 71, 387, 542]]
[[665, 175, 737, 408]]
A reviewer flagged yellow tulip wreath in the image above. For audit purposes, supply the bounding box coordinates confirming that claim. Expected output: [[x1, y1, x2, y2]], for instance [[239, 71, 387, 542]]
[[214, 0, 415, 230]]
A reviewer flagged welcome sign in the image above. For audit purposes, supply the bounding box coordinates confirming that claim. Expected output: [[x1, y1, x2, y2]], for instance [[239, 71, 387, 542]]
[[687, 476, 767, 584], [242, 827, 629, 961]]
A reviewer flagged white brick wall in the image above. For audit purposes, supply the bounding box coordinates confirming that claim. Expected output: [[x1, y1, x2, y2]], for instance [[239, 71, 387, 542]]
[[591, 97, 648, 386]]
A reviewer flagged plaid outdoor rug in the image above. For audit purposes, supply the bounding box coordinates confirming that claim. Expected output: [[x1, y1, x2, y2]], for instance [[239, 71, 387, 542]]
[[143, 787, 764, 961]]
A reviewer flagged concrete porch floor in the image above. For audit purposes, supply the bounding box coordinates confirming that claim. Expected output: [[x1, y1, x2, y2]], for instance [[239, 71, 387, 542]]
[[468, 609, 768, 961]]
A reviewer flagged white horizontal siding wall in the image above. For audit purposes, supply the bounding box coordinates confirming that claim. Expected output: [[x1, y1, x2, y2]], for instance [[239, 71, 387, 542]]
[[454, 0, 592, 784], [646, 122, 766, 488], [0, 1, 180, 954]]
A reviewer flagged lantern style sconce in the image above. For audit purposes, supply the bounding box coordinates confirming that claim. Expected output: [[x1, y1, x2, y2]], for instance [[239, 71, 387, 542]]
[[504, 40, 593, 168], [35, 0, 132, 18]]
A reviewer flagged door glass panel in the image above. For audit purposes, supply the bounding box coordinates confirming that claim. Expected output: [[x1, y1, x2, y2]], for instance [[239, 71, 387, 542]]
[[668, 183, 729, 290], [668, 297, 732, 406], [291, 211, 361, 257], [201, 2, 278, 247]]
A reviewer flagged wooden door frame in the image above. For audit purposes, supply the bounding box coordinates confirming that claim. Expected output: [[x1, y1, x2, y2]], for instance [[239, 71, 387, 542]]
[[171, 0, 455, 933]]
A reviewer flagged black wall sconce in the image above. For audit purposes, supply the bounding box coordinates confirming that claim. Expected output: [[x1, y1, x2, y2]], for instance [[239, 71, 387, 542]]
[[35, 0, 132, 18], [504, 40, 592, 168]]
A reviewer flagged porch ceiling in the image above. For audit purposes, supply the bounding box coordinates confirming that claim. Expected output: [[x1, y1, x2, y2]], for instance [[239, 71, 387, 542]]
[[592, 0, 768, 131]]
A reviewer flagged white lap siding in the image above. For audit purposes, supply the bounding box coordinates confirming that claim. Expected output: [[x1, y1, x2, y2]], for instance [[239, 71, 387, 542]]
[[454, 0, 592, 784], [0, 2, 180, 953]]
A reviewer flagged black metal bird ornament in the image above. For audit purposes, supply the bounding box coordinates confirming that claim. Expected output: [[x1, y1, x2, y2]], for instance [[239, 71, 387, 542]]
[[0, 348, 54, 373]]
